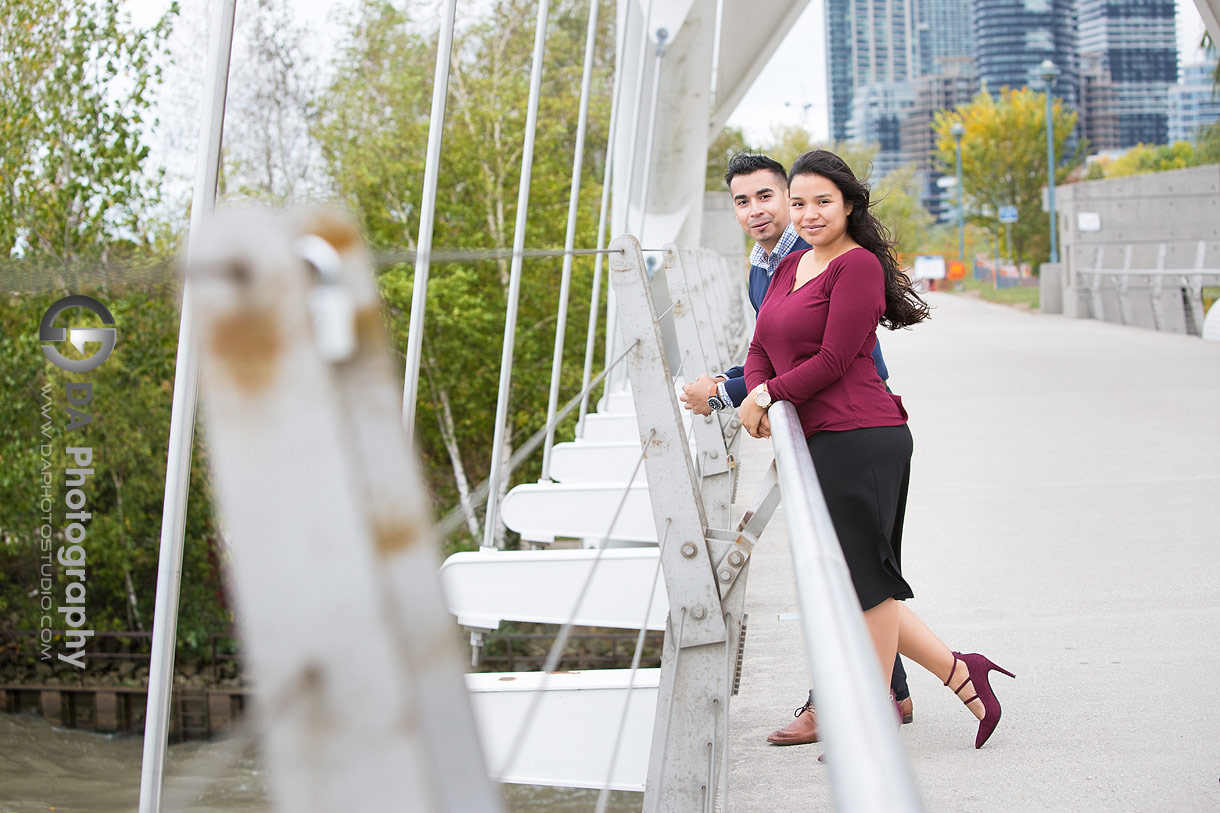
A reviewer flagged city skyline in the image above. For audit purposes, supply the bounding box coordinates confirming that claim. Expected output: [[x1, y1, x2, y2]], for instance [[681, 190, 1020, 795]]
[[126, 0, 1214, 151], [727, 0, 1211, 144]]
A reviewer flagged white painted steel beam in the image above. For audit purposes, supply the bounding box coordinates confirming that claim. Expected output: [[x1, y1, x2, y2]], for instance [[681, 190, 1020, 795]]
[[612, 1, 717, 250], [469, 669, 659, 791], [597, 388, 637, 413], [1192, 0, 1220, 43], [663, 247, 736, 527], [611, 1, 811, 249], [441, 548, 667, 631], [609, 235, 737, 811], [190, 209, 499, 812], [581, 408, 692, 442], [708, 1, 812, 137], [500, 482, 657, 543], [548, 440, 648, 483]]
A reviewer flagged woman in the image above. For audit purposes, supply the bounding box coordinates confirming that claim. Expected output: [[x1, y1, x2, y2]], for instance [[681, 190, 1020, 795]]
[[739, 149, 1013, 749]]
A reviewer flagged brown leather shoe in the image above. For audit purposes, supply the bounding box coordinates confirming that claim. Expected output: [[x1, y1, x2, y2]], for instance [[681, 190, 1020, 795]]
[[767, 700, 819, 745], [897, 695, 913, 725]]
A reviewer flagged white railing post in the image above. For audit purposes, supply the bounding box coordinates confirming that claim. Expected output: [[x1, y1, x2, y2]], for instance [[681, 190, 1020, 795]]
[[482, 0, 552, 549], [138, 2, 236, 810], [541, 0, 603, 480], [577, 0, 635, 434], [401, 0, 459, 443]]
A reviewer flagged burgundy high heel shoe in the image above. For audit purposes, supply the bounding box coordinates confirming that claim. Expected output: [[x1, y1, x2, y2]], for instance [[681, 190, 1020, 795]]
[[944, 651, 1015, 749]]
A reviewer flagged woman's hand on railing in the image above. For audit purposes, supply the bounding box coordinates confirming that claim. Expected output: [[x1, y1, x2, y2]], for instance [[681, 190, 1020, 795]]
[[740, 396, 771, 439]]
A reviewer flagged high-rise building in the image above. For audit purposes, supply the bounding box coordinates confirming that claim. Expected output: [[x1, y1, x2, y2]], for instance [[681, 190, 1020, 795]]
[[1168, 61, 1220, 144], [918, 0, 975, 78], [847, 82, 916, 178], [1078, 53, 1121, 153], [825, 0, 918, 145], [1077, 0, 1177, 147], [827, 0, 978, 179], [972, 0, 1078, 109], [900, 58, 978, 222]]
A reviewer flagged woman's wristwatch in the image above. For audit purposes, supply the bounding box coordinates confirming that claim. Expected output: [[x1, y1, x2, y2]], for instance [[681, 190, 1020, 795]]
[[753, 384, 772, 409]]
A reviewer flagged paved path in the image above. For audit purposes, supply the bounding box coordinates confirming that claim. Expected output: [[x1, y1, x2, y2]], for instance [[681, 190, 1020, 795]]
[[726, 292, 1220, 811]]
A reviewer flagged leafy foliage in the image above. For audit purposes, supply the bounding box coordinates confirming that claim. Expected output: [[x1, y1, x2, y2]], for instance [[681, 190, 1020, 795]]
[[934, 88, 1083, 266], [0, 0, 175, 261], [0, 282, 225, 651], [314, 0, 615, 547], [1084, 137, 1220, 180]]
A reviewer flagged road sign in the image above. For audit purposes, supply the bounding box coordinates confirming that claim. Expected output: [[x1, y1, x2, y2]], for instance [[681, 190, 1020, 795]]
[[947, 260, 966, 281], [998, 205, 1018, 223]]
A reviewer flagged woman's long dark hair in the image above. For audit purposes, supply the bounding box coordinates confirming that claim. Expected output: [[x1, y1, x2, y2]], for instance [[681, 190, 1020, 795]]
[[789, 150, 930, 329]]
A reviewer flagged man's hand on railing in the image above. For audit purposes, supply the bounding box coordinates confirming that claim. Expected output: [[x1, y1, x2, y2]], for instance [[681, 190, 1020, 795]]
[[679, 373, 722, 416]]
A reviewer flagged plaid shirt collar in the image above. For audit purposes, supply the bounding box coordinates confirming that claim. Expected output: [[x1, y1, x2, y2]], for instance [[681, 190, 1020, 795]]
[[749, 223, 800, 277]]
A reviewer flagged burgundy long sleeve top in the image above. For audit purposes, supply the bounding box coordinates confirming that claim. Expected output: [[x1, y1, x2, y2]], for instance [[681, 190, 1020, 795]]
[[745, 246, 908, 437]]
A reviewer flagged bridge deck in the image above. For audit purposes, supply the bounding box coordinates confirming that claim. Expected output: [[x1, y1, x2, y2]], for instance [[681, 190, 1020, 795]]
[[727, 292, 1220, 811]]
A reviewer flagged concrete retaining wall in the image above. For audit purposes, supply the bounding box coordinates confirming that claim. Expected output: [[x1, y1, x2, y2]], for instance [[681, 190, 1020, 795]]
[[1051, 164, 1220, 333]]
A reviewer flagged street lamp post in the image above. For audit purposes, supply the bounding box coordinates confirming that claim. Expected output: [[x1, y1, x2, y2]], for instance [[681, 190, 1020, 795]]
[[1040, 59, 1060, 265], [950, 121, 965, 268]]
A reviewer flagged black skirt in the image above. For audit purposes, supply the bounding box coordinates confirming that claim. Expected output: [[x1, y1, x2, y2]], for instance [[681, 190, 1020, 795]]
[[806, 424, 914, 611]]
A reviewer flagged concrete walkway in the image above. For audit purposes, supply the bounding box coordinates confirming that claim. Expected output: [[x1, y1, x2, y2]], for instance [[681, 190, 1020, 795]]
[[726, 292, 1220, 811]]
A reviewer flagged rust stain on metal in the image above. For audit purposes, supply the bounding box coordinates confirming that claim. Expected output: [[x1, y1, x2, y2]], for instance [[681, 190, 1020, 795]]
[[373, 518, 422, 555], [354, 305, 384, 347], [209, 307, 282, 392], [299, 210, 361, 252]]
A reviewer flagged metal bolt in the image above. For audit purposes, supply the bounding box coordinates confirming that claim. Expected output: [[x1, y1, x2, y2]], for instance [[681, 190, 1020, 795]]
[[718, 568, 733, 582], [709, 451, 719, 459], [728, 551, 745, 567], [691, 605, 707, 620], [680, 542, 698, 558]]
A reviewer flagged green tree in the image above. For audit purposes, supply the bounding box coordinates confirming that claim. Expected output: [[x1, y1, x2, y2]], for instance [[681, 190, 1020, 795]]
[[705, 126, 753, 189], [1197, 122, 1220, 164], [870, 165, 934, 256], [315, 0, 614, 547], [935, 88, 1084, 267], [0, 282, 226, 655], [0, 0, 175, 261], [1093, 141, 1202, 178]]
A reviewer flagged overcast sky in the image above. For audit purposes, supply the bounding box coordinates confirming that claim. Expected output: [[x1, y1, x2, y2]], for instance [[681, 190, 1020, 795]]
[[129, 0, 1213, 146]]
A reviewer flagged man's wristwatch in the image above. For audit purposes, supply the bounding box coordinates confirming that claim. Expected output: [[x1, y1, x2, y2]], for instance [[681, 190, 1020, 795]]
[[754, 386, 772, 409], [707, 394, 727, 411]]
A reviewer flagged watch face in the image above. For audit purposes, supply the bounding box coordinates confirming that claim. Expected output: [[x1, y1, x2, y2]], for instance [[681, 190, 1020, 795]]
[[755, 390, 771, 408], [708, 395, 725, 411]]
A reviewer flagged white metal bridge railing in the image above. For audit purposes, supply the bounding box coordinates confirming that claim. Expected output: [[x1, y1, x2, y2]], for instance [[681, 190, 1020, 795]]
[[134, 0, 935, 809], [170, 211, 929, 811]]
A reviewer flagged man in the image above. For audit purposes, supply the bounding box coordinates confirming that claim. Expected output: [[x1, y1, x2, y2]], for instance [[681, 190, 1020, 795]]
[[680, 153, 889, 416], [679, 152, 910, 745]]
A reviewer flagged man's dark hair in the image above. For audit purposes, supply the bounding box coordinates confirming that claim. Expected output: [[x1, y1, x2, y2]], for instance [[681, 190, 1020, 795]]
[[724, 153, 788, 190]]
